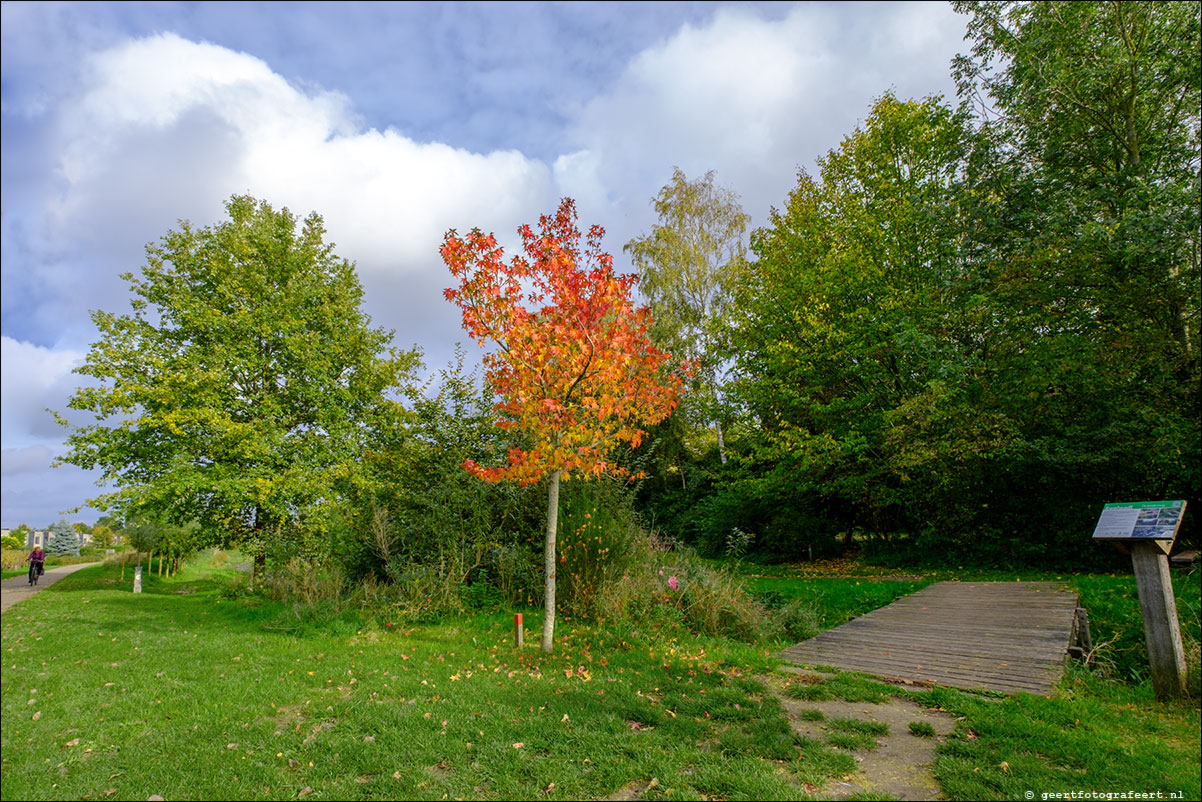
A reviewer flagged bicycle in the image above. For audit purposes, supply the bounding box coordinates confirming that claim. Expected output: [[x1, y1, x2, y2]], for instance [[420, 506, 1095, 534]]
[[28, 560, 45, 586]]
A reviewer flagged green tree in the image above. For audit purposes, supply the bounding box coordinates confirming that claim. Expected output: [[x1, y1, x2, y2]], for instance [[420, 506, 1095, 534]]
[[11, 524, 32, 548], [90, 524, 115, 550], [625, 168, 750, 465], [46, 518, 81, 557], [56, 195, 420, 573], [724, 94, 975, 553], [947, 0, 1201, 552]]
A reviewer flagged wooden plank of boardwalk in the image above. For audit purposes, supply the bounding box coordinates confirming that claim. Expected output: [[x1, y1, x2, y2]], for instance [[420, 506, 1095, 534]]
[[778, 581, 1079, 695]]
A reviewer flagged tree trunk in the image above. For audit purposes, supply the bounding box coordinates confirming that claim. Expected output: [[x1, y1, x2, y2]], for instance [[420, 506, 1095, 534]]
[[541, 470, 562, 654], [715, 420, 728, 465]]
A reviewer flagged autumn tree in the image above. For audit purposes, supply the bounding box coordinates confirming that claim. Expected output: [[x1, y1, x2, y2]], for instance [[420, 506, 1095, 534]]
[[625, 168, 750, 465], [442, 198, 683, 652], [56, 195, 419, 572]]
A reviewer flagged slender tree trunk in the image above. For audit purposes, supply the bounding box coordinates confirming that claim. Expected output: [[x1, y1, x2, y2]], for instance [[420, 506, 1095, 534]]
[[147, 548, 154, 576], [715, 420, 728, 465], [541, 470, 562, 654]]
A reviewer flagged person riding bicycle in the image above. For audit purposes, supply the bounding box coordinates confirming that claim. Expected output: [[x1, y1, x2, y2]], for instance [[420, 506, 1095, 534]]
[[26, 546, 46, 585]]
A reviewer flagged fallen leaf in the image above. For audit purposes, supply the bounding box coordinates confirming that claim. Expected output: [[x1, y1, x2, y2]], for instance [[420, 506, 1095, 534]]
[[1000, 761, 1010, 773], [64, 739, 80, 747], [298, 787, 313, 798], [513, 742, 524, 749], [32, 711, 41, 721]]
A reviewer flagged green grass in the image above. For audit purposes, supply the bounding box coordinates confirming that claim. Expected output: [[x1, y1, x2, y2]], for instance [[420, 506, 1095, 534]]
[[926, 668, 1199, 801], [1, 569, 28, 580], [4, 552, 1199, 801], [827, 717, 888, 736], [908, 721, 935, 737], [747, 575, 932, 634], [1, 556, 829, 801], [778, 668, 1199, 801]]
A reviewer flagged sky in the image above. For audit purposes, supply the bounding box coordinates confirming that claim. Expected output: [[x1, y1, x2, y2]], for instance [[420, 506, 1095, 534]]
[[1, 1, 970, 529]]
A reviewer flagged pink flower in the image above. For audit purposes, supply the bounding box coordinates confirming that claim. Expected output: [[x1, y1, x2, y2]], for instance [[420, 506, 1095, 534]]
[[658, 570, 664, 576], [668, 576, 679, 592]]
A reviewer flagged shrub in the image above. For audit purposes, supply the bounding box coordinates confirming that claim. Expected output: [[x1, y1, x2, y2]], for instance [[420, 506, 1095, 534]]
[[775, 599, 821, 642]]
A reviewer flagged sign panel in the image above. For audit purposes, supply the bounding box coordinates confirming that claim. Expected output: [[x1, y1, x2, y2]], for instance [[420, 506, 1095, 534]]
[[1091, 500, 1186, 541]]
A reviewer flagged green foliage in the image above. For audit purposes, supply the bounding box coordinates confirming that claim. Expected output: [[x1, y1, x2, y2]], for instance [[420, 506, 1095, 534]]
[[335, 348, 545, 607], [90, 523, 115, 549], [670, 1, 1201, 566], [0, 535, 20, 550], [56, 194, 419, 562], [46, 517, 81, 557], [625, 168, 750, 464]]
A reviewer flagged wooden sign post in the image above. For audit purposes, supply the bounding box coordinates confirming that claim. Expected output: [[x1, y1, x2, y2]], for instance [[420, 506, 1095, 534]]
[[1092, 500, 1187, 700]]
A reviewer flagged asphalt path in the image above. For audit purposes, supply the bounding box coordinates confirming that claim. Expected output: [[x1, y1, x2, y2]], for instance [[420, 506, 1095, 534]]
[[1, 562, 101, 615]]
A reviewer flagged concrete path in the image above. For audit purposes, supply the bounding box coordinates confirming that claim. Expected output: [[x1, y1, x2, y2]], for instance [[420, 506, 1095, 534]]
[[1, 562, 101, 615]]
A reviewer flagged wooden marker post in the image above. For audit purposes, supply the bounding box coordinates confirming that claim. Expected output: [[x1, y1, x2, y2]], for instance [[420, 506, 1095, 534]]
[[133, 564, 143, 594], [515, 613, 524, 648], [1092, 500, 1187, 700], [1130, 542, 1187, 699]]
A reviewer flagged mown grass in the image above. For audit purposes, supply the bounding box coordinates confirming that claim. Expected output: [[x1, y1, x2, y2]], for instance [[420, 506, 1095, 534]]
[[2, 556, 846, 801], [776, 668, 1200, 801], [4, 552, 1199, 801]]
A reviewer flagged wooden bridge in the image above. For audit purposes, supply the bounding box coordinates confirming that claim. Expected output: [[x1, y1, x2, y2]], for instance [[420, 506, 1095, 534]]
[[778, 581, 1081, 695]]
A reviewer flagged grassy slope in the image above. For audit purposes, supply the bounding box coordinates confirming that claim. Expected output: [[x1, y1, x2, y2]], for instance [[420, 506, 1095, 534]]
[[2, 558, 842, 801], [3, 555, 1198, 801]]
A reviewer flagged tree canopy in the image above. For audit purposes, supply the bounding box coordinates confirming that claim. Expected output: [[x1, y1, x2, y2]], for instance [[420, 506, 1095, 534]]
[[443, 197, 683, 650], [57, 195, 419, 563]]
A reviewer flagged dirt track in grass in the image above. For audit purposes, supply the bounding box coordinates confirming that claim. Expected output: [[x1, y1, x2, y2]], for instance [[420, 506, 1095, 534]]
[[762, 671, 958, 801]]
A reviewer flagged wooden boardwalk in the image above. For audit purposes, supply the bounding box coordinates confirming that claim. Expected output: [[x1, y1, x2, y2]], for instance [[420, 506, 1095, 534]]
[[778, 581, 1080, 695]]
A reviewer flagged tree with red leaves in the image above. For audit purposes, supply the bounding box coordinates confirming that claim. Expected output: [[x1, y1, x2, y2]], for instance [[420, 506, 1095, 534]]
[[442, 198, 684, 652]]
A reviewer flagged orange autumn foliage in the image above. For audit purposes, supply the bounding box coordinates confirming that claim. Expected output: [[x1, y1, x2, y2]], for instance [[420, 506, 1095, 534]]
[[442, 198, 685, 486]]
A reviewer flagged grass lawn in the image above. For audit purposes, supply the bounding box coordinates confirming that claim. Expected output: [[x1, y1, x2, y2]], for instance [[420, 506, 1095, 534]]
[[2, 557, 840, 801], [2, 554, 1198, 800]]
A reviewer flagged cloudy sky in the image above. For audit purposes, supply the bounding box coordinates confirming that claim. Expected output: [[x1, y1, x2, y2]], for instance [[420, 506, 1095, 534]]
[[1, 1, 969, 528]]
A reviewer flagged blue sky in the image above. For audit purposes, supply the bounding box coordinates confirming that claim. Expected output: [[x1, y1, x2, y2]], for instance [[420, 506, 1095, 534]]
[[1, 1, 968, 528]]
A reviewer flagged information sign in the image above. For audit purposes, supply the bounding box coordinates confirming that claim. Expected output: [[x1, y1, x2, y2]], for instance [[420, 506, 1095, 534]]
[[1091, 500, 1186, 541]]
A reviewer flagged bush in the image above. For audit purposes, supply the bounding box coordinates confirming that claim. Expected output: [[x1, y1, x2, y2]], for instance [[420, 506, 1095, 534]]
[[587, 526, 774, 642], [774, 599, 822, 642]]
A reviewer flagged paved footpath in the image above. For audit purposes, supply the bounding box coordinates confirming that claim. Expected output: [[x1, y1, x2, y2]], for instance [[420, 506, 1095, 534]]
[[1, 562, 101, 615]]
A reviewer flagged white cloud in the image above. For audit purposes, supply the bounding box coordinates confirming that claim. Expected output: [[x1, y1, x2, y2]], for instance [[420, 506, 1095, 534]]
[[3, 6, 974, 526], [561, 2, 964, 231], [51, 32, 555, 277], [1, 336, 86, 448]]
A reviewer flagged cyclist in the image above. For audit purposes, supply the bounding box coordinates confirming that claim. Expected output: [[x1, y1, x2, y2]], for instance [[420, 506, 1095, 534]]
[[26, 545, 46, 586]]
